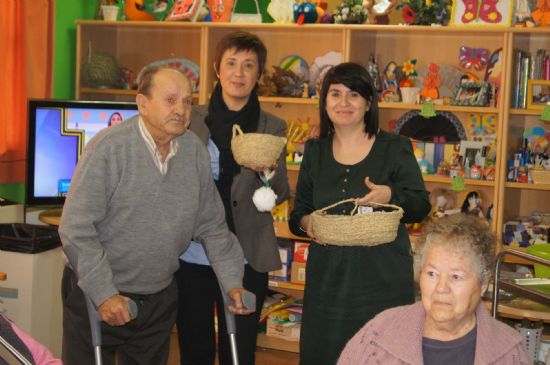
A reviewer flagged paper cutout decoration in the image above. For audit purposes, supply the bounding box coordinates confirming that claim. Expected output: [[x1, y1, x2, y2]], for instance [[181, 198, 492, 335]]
[[461, 0, 502, 24], [459, 46, 489, 71], [542, 106, 550, 121], [466, 113, 497, 142]]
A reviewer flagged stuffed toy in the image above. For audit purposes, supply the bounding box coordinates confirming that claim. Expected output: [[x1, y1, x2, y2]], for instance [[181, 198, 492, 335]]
[[268, 0, 295, 23], [270, 66, 305, 97], [293, 1, 318, 24], [430, 187, 459, 219]]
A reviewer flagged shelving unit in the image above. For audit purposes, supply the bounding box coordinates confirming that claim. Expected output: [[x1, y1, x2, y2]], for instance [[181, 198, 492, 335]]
[[75, 21, 550, 354], [495, 28, 550, 243], [492, 249, 550, 321]]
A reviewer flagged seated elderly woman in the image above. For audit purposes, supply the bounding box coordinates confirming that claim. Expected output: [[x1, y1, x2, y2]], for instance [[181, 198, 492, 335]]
[[337, 214, 529, 365]]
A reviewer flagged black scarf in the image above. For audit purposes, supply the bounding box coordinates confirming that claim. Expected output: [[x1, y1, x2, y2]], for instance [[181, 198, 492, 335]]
[[205, 82, 260, 232]]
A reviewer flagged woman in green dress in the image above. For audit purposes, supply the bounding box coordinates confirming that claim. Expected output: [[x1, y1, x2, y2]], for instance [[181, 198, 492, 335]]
[[289, 62, 431, 365]]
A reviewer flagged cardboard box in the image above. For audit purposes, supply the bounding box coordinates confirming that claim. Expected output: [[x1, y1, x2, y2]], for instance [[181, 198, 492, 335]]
[[503, 221, 550, 248], [278, 245, 293, 265], [291, 261, 306, 284], [293, 242, 309, 263], [269, 263, 290, 282], [266, 318, 301, 342]]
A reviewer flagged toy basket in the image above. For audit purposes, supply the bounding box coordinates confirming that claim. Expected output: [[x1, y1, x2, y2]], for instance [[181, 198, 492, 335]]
[[231, 124, 287, 168], [310, 198, 404, 246], [531, 169, 550, 185]]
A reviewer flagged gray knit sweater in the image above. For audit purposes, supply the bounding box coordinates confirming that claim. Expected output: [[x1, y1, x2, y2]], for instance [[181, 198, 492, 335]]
[[59, 117, 244, 306]]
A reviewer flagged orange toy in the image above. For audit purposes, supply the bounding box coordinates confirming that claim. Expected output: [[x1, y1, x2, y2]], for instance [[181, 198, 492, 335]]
[[532, 0, 550, 27], [420, 63, 441, 100], [126, 0, 156, 20]]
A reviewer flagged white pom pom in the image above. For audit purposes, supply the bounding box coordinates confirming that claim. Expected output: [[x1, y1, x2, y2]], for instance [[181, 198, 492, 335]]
[[252, 186, 277, 212]]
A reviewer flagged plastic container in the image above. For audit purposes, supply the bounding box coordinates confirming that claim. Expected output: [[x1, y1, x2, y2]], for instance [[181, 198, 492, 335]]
[[526, 244, 550, 278], [0, 224, 60, 254]]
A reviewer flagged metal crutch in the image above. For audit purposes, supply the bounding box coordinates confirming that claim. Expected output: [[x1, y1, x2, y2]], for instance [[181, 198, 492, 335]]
[[219, 288, 256, 365], [84, 295, 138, 365]]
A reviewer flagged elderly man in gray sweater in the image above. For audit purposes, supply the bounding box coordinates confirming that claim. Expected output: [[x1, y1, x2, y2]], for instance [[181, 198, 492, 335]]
[[59, 66, 251, 365]]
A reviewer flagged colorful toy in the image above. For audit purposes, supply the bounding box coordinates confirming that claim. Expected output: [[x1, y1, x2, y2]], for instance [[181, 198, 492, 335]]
[[279, 55, 309, 83], [293, 1, 319, 24], [459, 47, 489, 71], [420, 63, 441, 100], [207, 0, 234, 21], [532, 0, 550, 27], [143, 0, 174, 20], [267, 0, 295, 23], [125, 0, 156, 20], [166, 0, 206, 21], [382, 61, 400, 102], [430, 187, 460, 219], [461, 191, 484, 218]]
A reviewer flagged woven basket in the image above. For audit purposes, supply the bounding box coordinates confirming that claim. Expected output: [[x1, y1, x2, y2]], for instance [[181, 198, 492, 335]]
[[310, 198, 404, 246], [531, 169, 550, 185], [231, 125, 287, 168]]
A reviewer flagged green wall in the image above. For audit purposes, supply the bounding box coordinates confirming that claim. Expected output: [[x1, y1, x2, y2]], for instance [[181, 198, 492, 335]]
[[53, 0, 98, 99]]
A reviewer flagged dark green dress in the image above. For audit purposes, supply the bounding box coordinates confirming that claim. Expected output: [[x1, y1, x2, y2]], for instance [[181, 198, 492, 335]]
[[289, 130, 431, 365]]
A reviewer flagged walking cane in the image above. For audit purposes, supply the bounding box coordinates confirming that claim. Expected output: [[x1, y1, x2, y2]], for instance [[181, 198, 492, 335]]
[[219, 288, 256, 365], [84, 295, 138, 365]]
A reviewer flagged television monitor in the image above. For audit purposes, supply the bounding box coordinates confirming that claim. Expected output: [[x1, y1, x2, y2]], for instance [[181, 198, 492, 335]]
[[26, 99, 139, 206]]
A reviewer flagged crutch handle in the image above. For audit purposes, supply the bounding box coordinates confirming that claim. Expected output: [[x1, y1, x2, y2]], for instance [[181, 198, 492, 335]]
[[84, 295, 139, 346]]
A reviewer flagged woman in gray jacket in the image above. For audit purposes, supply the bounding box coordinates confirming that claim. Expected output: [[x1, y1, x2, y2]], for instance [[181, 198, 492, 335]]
[[176, 31, 289, 365]]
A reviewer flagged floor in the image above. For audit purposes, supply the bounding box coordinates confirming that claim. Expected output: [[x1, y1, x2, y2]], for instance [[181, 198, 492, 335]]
[[167, 331, 300, 365]]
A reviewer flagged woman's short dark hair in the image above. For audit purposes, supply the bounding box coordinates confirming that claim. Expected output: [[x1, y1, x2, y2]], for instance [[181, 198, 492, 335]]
[[319, 62, 379, 138], [213, 31, 267, 78]]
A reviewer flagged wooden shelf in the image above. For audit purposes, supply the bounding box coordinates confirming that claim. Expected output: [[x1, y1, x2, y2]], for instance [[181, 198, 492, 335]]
[[268, 280, 305, 291], [257, 333, 299, 353], [259, 96, 318, 105], [379, 102, 498, 114], [509, 108, 549, 116], [505, 182, 550, 191], [80, 87, 199, 99], [422, 175, 495, 186], [287, 167, 496, 187]]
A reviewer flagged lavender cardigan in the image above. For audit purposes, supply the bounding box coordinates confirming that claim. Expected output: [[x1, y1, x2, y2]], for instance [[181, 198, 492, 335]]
[[337, 302, 530, 365]]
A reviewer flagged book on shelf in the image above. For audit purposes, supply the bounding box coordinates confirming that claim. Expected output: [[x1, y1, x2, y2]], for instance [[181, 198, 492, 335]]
[[513, 49, 550, 109]]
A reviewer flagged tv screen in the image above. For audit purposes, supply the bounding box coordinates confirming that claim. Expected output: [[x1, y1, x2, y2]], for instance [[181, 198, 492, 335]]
[[26, 99, 139, 206]]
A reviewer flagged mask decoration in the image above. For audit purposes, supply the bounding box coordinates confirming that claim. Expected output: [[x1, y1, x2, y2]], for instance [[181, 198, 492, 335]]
[[207, 0, 234, 21]]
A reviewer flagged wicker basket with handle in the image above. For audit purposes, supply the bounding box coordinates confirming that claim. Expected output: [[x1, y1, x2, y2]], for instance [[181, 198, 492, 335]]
[[231, 124, 287, 168], [310, 198, 404, 246]]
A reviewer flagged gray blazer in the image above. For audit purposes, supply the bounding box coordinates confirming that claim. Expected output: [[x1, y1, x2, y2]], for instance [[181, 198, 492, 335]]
[[189, 105, 290, 272]]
